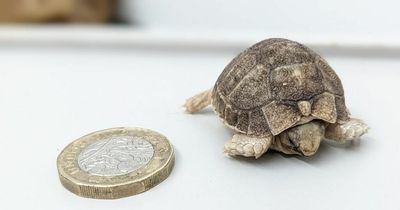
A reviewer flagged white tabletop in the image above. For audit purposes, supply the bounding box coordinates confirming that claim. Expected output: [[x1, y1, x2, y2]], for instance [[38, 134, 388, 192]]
[[0, 44, 398, 210]]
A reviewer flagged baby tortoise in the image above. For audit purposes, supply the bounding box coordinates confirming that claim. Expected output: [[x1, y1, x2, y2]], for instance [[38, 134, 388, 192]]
[[185, 38, 368, 158]]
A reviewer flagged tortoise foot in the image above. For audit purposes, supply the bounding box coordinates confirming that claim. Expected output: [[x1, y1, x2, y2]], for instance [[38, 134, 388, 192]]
[[224, 134, 272, 159]]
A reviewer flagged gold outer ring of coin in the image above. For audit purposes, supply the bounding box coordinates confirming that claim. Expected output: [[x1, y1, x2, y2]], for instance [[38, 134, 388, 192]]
[[57, 127, 174, 199]]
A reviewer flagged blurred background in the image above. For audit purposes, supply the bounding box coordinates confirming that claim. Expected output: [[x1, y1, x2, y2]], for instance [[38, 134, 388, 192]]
[[0, 0, 398, 54]]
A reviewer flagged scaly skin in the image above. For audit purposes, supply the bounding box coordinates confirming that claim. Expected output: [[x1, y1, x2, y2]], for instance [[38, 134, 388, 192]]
[[325, 118, 369, 143], [224, 134, 272, 159]]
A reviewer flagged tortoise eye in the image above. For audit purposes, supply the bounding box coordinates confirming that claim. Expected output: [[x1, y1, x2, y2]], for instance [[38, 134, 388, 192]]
[[286, 131, 300, 147], [288, 137, 299, 148]]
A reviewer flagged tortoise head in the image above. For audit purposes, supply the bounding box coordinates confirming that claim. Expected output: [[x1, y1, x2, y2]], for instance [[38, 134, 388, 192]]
[[276, 120, 325, 156]]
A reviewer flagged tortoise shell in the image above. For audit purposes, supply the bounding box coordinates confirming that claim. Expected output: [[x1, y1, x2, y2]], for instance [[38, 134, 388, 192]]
[[212, 38, 349, 137]]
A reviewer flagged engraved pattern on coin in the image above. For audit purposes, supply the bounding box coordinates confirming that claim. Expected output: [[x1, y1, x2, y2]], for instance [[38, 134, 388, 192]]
[[78, 136, 154, 176]]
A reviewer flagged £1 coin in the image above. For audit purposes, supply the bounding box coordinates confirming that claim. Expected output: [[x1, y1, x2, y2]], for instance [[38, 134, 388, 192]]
[[57, 127, 174, 199]]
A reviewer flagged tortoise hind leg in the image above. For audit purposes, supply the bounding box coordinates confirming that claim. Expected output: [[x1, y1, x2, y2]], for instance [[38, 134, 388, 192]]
[[224, 134, 272, 159], [184, 89, 212, 113], [325, 118, 369, 143]]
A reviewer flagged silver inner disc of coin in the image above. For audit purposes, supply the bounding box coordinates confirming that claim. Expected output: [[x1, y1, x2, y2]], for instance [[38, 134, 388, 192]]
[[77, 135, 154, 176]]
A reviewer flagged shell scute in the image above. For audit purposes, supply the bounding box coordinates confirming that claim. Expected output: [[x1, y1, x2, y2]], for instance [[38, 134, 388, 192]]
[[270, 63, 325, 101], [311, 92, 337, 123], [334, 95, 350, 121], [224, 106, 238, 126], [247, 109, 270, 135], [235, 112, 250, 132], [315, 57, 344, 96], [228, 64, 272, 110], [262, 101, 302, 135], [217, 53, 257, 96]]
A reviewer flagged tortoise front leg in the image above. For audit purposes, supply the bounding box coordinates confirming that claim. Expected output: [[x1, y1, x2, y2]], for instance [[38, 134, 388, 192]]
[[224, 134, 272, 159], [184, 89, 212, 113], [325, 118, 369, 143]]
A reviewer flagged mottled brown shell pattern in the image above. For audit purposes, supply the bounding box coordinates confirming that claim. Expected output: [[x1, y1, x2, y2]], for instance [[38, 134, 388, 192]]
[[212, 38, 349, 137]]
